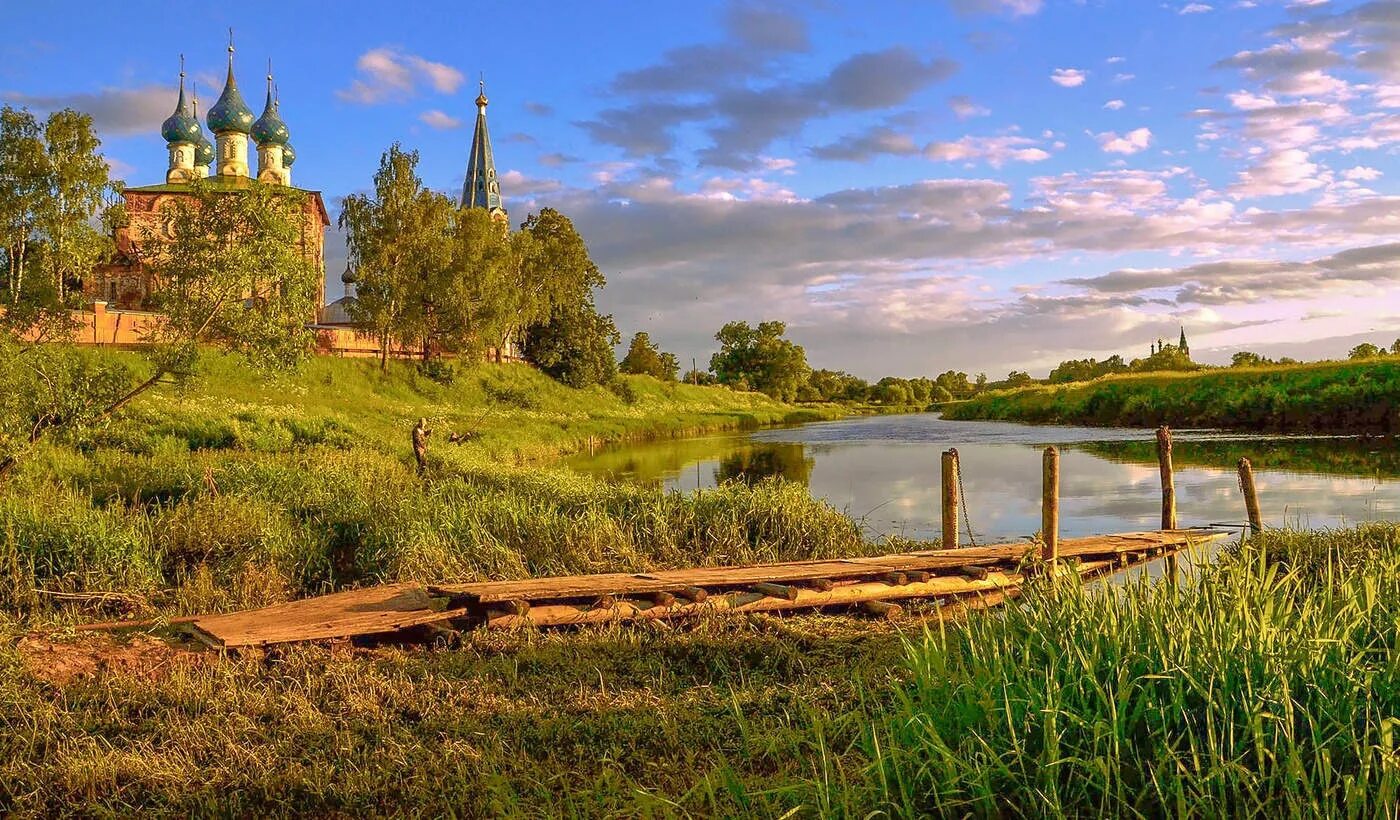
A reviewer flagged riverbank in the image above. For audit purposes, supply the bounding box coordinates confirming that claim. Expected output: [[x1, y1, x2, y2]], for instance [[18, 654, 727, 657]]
[[942, 359, 1400, 433], [1, 352, 878, 617], [3, 524, 1396, 815]]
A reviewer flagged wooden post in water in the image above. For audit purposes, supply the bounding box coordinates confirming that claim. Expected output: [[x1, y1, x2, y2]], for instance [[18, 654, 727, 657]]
[[1238, 457, 1262, 534], [1042, 446, 1059, 564], [1156, 426, 1177, 530], [941, 449, 959, 549]]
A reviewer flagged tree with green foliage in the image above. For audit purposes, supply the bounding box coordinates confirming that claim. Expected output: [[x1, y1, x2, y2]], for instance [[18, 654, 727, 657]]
[[619, 331, 679, 380], [1349, 342, 1386, 360], [682, 368, 716, 386], [340, 144, 430, 369], [1231, 351, 1273, 368], [0, 106, 116, 312], [0, 180, 318, 480], [805, 368, 868, 402], [1049, 356, 1129, 384], [427, 198, 515, 360], [710, 320, 810, 402], [510, 208, 606, 360], [1005, 370, 1033, 387], [934, 370, 975, 399], [0, 106, 46, 308], [523, 295, 620, 388], [37, 109, 112, 302], [873, 377, 910, 405]]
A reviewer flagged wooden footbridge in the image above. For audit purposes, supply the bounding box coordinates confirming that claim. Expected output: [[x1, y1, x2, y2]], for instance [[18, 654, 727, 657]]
[[87, 427, 1261, 649], [184, 529, 1224, 648]]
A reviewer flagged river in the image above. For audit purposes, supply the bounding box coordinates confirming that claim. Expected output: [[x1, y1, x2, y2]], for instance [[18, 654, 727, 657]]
[[568, 414, 1400, 543]]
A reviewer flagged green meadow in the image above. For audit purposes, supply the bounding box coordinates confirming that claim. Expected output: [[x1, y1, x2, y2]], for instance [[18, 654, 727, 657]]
[[943, 359, 1400, 433], [1, 352, 1399, 816]]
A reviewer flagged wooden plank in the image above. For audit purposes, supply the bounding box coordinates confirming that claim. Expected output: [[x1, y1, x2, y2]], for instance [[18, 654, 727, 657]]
[[437, 530, 1223, 603], [482, 571, 1024, 628], [191, 584, 462, 648]]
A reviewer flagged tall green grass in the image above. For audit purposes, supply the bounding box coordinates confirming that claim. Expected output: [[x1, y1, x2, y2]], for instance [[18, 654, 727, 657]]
[[943, 360, 1400, 432], [776, 523, 1400, 817]]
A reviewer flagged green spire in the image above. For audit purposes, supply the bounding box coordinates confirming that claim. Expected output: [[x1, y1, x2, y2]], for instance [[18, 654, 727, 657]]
[[459, 77, 504, 213]]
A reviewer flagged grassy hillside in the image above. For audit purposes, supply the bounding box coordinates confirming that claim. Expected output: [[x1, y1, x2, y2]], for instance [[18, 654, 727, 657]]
[[0, 351, 864, 617], [942, 359, 1400, 432]]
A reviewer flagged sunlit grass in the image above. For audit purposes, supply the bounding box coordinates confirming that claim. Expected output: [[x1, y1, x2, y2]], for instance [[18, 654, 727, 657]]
[[944, 359, 1400, 433]]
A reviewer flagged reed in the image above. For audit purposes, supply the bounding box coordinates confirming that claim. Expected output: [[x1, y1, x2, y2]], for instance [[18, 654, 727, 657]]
[[782, 523, 1400, 817]]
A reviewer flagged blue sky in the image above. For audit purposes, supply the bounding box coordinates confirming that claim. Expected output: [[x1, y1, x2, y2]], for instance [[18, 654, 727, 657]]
[[4, 0, 1400, 377]]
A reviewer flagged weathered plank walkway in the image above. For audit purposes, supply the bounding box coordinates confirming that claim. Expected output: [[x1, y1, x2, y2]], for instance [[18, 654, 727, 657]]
[[185, 529, 1225, 648]]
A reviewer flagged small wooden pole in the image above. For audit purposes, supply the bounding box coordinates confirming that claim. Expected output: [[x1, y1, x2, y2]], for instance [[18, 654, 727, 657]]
[[1238, 457, 1262, 534], [1156, 426, 1177, 530], [861, 600, 903, 619], [1042, 446, 1059, 563], [941, 449, 959, 549]]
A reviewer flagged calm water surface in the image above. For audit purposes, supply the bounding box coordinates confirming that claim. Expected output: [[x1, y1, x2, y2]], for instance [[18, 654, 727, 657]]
[[569, 414, 1400, 542]]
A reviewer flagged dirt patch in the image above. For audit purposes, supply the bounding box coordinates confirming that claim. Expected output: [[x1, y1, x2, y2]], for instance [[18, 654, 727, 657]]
[[18, 632, 205, 687]]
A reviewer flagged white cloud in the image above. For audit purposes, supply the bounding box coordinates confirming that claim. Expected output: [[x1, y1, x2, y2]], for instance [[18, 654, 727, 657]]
[[337, 48, 465, 104], [1343, 166, 1382, 181], [418, 109, 461, 129], [1231, 149, 1328, 197], [1097, 127, 1153, 154], [1180, 3, 1213, 13], [1051, 68, 1087, 87], [1104, 99, 1126, 110], [924, 135, 1052, 166]]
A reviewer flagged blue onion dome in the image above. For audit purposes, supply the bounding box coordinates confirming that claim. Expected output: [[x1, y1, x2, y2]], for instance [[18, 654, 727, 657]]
[[160, 71, 201, 144], [194, 131, 215, 166], [190, 91, 215, 165], [207, 47, 255, 134], [251, 80, 290, 145], [281, 142, 296, 167]]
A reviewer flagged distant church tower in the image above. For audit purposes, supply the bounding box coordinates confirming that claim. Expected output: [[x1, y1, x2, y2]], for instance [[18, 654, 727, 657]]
[[1179, 327, 1190, 358], [459, 80, 507, 222]]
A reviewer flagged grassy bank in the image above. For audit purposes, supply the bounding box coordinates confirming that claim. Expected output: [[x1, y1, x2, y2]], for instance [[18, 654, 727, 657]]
[[0, 351, 866, 616], [2, 521, 1396, 814], [942, 359, 1400, 432]]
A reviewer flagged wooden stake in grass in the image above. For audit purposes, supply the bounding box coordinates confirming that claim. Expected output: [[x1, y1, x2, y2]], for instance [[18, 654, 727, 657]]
[[1042, 446, 1059, 563], [1156, 426, 1177, 530], [1238, 457, 1262, 534], [941, 449, 959, 549]]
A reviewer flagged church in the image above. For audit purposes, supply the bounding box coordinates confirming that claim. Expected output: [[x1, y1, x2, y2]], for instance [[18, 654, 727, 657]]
[[89, 40, 330, 315], [77, 43, 513, 358]]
